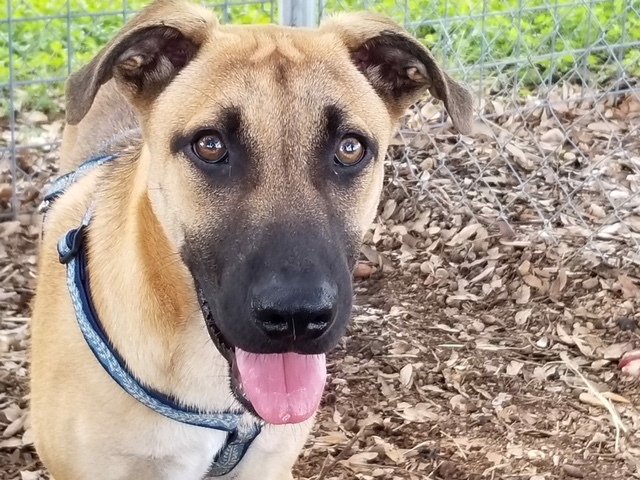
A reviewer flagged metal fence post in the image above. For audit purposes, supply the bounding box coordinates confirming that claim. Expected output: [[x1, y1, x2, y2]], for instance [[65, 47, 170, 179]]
[[7, 0, 17, 220], [279, 0, 317, 27]]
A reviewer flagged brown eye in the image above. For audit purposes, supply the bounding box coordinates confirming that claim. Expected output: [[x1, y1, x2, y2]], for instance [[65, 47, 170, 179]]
[[192, 132, 228, 163], [335, 136, 365, 166]]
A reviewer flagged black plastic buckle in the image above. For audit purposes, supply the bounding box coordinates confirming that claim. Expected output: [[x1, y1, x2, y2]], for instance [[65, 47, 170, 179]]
[[58, 226, 86, 265]]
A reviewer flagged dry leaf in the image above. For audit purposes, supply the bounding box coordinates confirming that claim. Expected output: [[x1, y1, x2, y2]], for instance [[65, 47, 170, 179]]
[[515, 309, 532, 325], [496, 219, 516, 239], [523, 274, 543, 289], [0, 437, 22, 449], [549, 269, 568, 301], [556, 324, 574, 345], [562, 464, 585, 478], [506, 444, 524, 459], [540, 127, 565, 144], [20, 472, 42, 480], [506, 143, 534, 170], [21, 428, 33, 446], [573, 336, 595, 357], [486, 451, 505, 466], [536, 336, 549, 348], [515, 284, 531, 304], [582, 277, 599, 290], [618, 274, 640, 299], [2, 405, 22, 423], [448, 223, 482, 246], [506, 360, 524, 376], [347, 452, 378, 466], [2, 415, 25, 437], [381, 199, 397, 220], [446, 350, 460, 367], [399, 364, 413, 388], [360, 245, 380, 264], [579, 392, 605, 408], [398, 403, 439, 423], [316, 432, 348, 445], [450, 394, 468, 412], [602, 343, 630, 360], [602, 392, 631, 404], [469, 265, 495, 283], [378, 374, 394, 398], [587, 121, 619, 132], [518, 260, 531, 275]]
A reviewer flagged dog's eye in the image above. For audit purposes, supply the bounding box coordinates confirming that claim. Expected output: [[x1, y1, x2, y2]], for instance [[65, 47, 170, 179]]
[[192, 132, 228, 164], [335, 136, 365, 166]]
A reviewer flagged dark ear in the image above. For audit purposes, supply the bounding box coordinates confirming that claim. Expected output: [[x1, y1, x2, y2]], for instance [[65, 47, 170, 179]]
[[64, 0, 216, 125], [320, 12, 473, 134]]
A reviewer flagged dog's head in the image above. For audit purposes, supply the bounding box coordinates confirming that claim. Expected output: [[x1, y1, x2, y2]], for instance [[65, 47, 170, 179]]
[[65, 0, 472, 425]]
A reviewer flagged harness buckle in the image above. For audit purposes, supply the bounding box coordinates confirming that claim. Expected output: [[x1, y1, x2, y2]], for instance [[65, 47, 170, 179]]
[[58, 226, 86, 265]]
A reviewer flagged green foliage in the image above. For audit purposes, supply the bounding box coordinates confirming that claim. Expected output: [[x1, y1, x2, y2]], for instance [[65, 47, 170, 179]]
[[1, 0, 638, 115]]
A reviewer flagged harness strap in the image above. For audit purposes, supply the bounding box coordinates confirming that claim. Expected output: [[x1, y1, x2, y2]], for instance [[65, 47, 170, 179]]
[[41, 153, 262, 477], [38, 154, 119, 225]]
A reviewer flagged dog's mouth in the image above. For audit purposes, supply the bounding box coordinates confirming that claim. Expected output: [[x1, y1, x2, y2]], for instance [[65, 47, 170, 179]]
[[195, 286, 253, 413], [195, 286, 327, 426]]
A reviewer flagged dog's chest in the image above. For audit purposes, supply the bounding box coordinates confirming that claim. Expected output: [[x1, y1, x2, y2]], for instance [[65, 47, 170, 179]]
[[118, 423, 229, 480]]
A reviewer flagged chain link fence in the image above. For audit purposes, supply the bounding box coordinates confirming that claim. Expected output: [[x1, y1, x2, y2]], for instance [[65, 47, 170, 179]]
[[1, 0, 639, 267]]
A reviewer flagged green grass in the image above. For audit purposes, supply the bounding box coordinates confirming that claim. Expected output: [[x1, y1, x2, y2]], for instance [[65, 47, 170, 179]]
[[1, 0, 639, 116]]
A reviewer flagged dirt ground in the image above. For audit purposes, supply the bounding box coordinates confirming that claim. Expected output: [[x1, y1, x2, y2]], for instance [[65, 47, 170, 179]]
[[1, 83, 640, 479]]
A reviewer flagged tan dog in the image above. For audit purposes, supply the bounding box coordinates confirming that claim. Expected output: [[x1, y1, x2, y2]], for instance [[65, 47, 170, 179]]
[[29, 1, 472, 478]]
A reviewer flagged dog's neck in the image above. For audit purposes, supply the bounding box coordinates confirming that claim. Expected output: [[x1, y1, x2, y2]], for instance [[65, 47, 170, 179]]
[[84, 144, 238, 412]]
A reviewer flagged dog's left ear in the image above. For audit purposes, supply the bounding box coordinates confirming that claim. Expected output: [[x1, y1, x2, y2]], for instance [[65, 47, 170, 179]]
[[320, 12, 473, 134], [65, 0, 216, 125]]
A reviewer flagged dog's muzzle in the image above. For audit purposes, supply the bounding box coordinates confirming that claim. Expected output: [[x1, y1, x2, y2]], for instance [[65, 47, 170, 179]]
[[195, 284, 257, 415]]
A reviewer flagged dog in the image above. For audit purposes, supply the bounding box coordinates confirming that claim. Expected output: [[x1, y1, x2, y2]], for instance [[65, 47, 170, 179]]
[[28, 0, 473, 478]]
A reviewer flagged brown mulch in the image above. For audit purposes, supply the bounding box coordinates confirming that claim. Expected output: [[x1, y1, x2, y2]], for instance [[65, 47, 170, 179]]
[[1, 81, 640, 479]]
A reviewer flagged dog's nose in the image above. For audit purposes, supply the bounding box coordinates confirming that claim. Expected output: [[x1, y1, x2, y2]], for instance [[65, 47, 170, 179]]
[[251, 274, 338, 341]]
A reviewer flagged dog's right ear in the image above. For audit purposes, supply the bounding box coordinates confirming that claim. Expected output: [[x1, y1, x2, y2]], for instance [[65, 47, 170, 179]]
[[64, 0, 216, 125]]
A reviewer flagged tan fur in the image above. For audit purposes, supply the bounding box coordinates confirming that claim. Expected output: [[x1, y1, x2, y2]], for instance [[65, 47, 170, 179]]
[[30, 1, 473, 479]]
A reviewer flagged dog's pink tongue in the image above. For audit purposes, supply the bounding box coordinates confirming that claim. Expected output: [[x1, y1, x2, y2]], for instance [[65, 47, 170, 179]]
[[235, 350, 327, 425]]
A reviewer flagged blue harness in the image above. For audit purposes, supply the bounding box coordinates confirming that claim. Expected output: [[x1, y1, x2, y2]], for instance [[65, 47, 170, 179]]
[[38, 153, 263, 477]]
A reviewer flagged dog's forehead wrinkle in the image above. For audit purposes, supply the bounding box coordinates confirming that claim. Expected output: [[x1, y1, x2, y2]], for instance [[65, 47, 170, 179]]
[[245, 33, 305, 64]]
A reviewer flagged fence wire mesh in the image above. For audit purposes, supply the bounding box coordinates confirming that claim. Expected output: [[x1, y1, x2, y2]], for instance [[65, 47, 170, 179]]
[[1, 0, 639, 269]]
